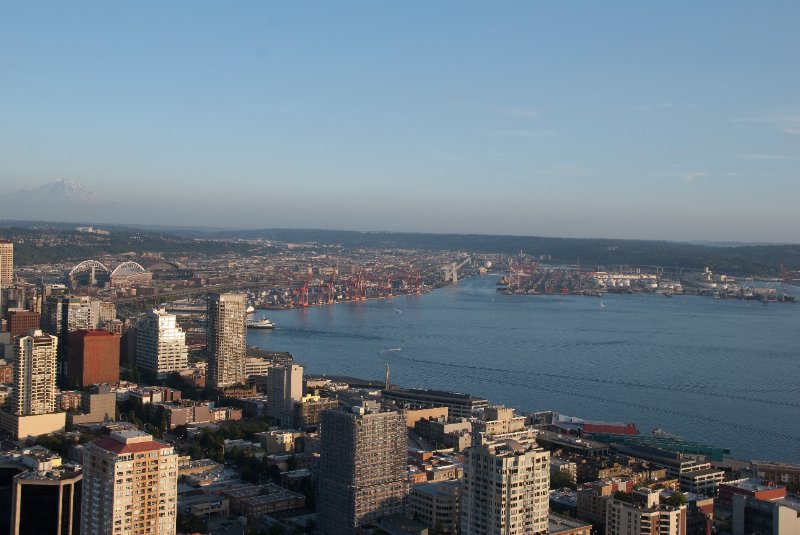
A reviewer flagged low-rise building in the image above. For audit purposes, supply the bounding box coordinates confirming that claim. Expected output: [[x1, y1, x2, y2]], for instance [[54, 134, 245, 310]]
[[605, 493, 687, 535], [414, 416, 472, 452], [718, 478, 787, 509], [292, 394, 338, 430], [408, 479, 461, 534], [381, 387, 488, 419]]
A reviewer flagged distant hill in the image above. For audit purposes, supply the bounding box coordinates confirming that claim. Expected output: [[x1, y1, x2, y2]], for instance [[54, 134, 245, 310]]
[[1, 220, 798, 276], [209, 228, 800, 276]]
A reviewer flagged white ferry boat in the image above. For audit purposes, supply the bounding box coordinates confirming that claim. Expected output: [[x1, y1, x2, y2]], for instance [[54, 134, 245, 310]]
[[246, 318, 275, 329]]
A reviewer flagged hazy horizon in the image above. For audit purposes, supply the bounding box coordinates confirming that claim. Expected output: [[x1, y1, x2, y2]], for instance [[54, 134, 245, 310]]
[[2, 3, 799, 242]]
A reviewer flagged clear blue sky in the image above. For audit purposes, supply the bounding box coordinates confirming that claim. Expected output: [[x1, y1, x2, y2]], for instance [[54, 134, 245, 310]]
[[1, 2, 798, 241]]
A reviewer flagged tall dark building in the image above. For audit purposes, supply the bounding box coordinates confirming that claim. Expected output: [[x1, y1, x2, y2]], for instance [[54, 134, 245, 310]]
[[317, 401, 408, 534], [66, 329, 120, 387], [207, 293, 246, 388], [10, 451, 82, 535]]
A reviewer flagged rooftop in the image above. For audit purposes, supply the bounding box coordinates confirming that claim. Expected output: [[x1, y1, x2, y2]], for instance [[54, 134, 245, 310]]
[[722, 478, 785, 492], [94, 431, 171, 454], [384, 387, 487, 403], [549, 512, 592, 534], [17, 463, 82, 482]]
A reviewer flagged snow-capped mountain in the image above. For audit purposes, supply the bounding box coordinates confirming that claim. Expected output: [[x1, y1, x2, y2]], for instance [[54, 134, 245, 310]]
[[6, 179, 107, 204]]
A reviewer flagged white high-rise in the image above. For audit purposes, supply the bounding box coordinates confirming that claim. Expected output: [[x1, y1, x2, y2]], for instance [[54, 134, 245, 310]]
[[11, 330, 58, 416], [461, 438, 550, 535], [267, 364, 304, 426], [135, 308, 189, 378], [81, 430, 178, 535]]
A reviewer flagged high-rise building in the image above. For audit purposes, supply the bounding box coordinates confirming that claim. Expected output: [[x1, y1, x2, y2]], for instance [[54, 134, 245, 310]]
[[80, 430, 178, 535], [267, 363, 303, 426], [461, 438, 550, 535], [10, 448, 82, 535], [317, 402, 409, 534], [7, 310, 41, 339], [66, 329, 120, 387], [11, 329, 58, 416], [44, 296, 93, 335], [135, 308, 189, 378], [0, 240, 12, 286], [207, 293, 246, 388], [0, 329, 66, 438]]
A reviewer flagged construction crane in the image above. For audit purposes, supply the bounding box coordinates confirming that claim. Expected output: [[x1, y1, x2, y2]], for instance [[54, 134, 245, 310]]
[[442, 257, 471, 284], [508, 261, 538, 292], [322, 267, 338, 304], [377, 273, 393, 299], [346, 271, 367, 301], [292, 271, 313, 307]]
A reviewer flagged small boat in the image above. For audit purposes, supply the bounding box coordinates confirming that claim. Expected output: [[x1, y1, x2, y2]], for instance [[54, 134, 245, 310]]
[[246, 305, 255, 314], [246, 318, 275, 329]]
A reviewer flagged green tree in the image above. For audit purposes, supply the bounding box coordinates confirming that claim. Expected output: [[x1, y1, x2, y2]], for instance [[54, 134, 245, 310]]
[[664, 491, 688, 507], [550, 470, 577, 490], [613, 491, 632, 502]]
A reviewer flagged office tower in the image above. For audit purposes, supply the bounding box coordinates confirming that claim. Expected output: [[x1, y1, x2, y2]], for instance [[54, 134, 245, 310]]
[[317, 402, 409, 534], [461, 438, 550, 535], [7, 310, 41, 339], [267, 363, 304, 426], [80, 430, 178, 535], [207, 293, 246, 388], [11, 330, 58, 415], [0, 240, 12, 286], [135, 308, 189, 378], [66, 329, 120, 387], [10, 449, 82, 535], [0, 329, 66, 438]]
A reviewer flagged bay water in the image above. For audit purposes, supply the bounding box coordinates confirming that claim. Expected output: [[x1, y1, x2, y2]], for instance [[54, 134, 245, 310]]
[[248, 275, 800, 463]]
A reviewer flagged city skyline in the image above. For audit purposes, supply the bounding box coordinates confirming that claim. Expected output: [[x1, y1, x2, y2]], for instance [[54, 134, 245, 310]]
[[1, 3, 799, 242]]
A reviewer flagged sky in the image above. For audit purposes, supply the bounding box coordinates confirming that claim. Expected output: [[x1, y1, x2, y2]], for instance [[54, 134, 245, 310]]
[[1, 2, 799, 242]]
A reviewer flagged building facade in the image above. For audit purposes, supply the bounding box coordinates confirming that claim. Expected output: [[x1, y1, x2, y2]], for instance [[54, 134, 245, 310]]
[[461, 438, 550, 535], [7, 310, 40, 339], [605, 490, 687, 535], [317, 402, 409, 534], [135, 308, 189, 378], [0, 240, 12, 286], [11, 453, 82, 535], [267, 363, 304, 427], [207, 293, 246, 387], [408, 479, 461, 534], [11, 330, 58, 415], [80, 430, 178, 535], [66, 329, 120, 387]]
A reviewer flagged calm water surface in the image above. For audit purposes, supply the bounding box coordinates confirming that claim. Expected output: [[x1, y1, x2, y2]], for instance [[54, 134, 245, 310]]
[[248, 275, 800, 463]]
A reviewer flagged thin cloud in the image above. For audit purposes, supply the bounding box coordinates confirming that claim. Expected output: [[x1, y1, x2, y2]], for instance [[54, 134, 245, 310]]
[[493, 129, 557, 138], [490, 106, 540, 119], [453, 100, 539, 119], [741, 153, 800, 161], [429, 150, 459, 162], [735, 113, 800, 135], [659, 171, 708, 183], [635, 102, 694, 111]]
